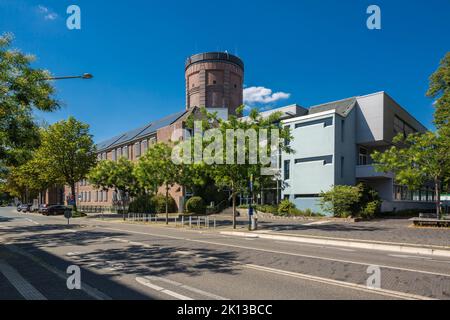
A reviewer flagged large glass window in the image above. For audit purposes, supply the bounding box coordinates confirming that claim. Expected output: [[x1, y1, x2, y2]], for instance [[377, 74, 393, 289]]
[[394, 116, 416, 137], [358, 147, 368, 166], [284, 160, 290, 180], [134, 142, 141, 158]]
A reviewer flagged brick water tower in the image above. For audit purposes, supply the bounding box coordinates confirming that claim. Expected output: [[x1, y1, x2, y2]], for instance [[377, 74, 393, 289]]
[[185, 52, 244, 115]]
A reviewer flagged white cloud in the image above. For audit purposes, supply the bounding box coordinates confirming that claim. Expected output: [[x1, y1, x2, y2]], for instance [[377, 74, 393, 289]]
[[244, 86, 291, 106], [37, 5, 58, 20]]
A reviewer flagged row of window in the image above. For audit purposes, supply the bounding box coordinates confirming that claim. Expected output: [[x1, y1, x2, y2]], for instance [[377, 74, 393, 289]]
[[79, 190, 109, 203], [394, 116, 416, 137], [98, 137, 157, 162], [394, 185, 436, 203]]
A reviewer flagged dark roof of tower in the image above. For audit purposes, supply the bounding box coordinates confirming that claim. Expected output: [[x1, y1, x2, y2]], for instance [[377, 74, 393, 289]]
[[185, 52, 244, 70]]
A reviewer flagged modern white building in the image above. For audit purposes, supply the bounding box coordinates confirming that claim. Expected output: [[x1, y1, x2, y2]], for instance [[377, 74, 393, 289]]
[[270, 91, 435, 214]]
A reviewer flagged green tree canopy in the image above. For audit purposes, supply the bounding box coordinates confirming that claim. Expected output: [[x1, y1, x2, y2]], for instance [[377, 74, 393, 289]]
[[134, 142, 181, 223], [0, 33, 59, 166], [33, 117, 97, 212], [183, 106, 293, 229], [427, 52, 450, 130], [372, 132, 449, 217]]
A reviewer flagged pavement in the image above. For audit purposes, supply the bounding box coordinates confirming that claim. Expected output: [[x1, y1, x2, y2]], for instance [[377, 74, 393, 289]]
[[1, 207, 450, 300]]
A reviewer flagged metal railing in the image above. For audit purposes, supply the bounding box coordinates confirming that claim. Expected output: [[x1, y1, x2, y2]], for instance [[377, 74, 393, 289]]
[[126, 213, 217, 229]]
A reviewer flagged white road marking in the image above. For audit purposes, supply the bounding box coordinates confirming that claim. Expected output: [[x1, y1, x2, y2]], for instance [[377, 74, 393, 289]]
[[242, 264, 435, 300], [5, 244, 111, 300], [0, 260, 46, 300], [136, 277, 193, 300], [146, 276, 229, 300], [302, 221, 331, 226], [63, 229, 78, 233], [99, 227, 450, 278], [23, 218, 39, 225]]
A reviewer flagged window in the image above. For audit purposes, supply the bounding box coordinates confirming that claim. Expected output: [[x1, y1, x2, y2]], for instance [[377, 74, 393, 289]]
[[341, 120, 345, 142], [117, 148, 122, 159], [99, 191, 103, 202], [341, 157, 345, 178], [112, 149, 117, 161], [394, 116, 416, 137], [295, 194, 320, 199], [95, 191, 98, 202], [358, 147, 368, 166], [141, 140, 148, 154], [123, 146, 129, 159], [135, 142, 141, 158], [284, 126, 291, 146], [104, 191, 108, 202], [284, 160, 291, 180]]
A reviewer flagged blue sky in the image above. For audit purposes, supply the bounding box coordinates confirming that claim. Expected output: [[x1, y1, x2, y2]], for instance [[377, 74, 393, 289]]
[[0, 0, 449, 142]]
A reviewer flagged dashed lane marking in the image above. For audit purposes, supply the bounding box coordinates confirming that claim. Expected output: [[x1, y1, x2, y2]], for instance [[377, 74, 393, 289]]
[[145, 276, 229, 300], [136, 277, 193, 300]]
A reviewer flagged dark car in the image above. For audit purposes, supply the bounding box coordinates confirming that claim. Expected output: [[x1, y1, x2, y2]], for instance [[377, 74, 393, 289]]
[[40, 205, 70, 216], [17, 204, 32, 213]]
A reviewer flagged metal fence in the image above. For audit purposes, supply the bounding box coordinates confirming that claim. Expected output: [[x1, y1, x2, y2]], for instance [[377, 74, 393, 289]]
[[126, 213, 217, 229]]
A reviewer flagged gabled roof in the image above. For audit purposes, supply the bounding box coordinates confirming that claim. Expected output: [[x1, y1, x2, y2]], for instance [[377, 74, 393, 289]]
[[96, 110, 187, 152], [308, 97, 357, 117]]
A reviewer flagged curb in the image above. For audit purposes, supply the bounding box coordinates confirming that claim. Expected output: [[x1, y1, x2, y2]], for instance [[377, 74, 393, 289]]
[[220, 231, 450, 258]]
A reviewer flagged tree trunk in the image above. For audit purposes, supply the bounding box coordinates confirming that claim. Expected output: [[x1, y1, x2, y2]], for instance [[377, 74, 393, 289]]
[[435, 180, 441, 219], [71, 184, 77, 213], [165, 185, 169, 225]]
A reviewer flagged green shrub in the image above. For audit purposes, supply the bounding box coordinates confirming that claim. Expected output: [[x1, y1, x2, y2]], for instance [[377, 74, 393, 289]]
[[256, 204, 278, 214], [128, 194, 155, 213], [185, 196, 206, 214], [278, 200, 296, 216], [320, 184, 382, 218], [153, 194, 177, 213]]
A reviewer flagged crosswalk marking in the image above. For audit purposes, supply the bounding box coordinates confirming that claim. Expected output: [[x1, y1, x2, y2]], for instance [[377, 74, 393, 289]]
[[0, 260, 46, 300]]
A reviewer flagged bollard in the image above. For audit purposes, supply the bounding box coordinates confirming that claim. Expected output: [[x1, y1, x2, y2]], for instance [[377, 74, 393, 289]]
[[174, 217, 177, 227], [189, 216, 192, 228], [214, 217, 216, 229], [197, 217, 200, 228], [182, 216, 184, 226]]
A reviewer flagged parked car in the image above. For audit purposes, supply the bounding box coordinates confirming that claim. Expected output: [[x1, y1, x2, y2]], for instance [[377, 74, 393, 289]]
[[40, 205, 70, 216], [17, 204, 32, 213]]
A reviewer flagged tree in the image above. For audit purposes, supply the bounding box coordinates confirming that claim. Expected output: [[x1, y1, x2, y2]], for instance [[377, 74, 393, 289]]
[[184, 106, 292, 229], [2, 157, 59, 202], [134, 143, 181, 224], [33, 117, 97, 212], [372, 132, 449, 218], [427, 52, 450, 131], [88, 157, 141, 219], [0, 33, 59, 166]]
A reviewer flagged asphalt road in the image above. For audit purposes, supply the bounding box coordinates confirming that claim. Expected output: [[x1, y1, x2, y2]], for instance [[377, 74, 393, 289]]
[[0, 207, 449, 300]]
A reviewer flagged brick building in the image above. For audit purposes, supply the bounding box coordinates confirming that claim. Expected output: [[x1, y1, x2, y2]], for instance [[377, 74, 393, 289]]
[[61, 52, 245, 212]]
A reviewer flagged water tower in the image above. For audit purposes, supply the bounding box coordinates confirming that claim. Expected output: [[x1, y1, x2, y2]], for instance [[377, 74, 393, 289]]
[[185, 52, 244, 115]]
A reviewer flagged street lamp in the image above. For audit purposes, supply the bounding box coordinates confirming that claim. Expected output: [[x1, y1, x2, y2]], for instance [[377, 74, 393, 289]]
[[40, 73, 94, 81]]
